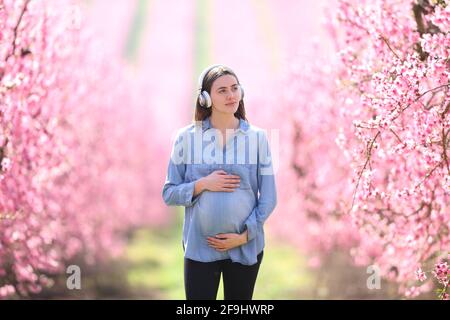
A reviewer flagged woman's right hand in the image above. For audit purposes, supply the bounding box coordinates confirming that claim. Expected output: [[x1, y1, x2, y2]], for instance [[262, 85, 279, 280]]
[[198, 170, 240, 193]]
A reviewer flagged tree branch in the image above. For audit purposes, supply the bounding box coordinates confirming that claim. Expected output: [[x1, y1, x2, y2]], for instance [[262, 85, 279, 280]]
[[389, 128, 404, 144], [4, 0, 31, 63], [351, 131, 381, 210], [380, 36, 400, 60], [390, 83, 450, 121]]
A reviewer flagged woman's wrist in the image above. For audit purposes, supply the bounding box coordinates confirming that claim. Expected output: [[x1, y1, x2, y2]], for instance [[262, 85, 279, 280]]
[[194, 177, 207, 196], [240, 229, 248, 244]]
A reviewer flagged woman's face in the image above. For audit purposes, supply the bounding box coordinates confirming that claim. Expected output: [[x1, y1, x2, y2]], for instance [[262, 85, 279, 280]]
[[210, 74, 241, 115]]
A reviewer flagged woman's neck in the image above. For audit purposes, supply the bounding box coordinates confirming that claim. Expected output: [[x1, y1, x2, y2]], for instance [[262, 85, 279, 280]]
[[209, 113, 239, 132]]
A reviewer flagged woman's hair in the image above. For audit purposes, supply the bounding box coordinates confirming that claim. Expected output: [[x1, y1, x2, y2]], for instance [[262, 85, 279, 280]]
[[194, 65, 247, 122]]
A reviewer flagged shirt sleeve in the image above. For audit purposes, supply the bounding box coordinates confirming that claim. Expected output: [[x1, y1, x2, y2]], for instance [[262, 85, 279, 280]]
[[243, 130, 277, 241], [162, 130, 201, 207]]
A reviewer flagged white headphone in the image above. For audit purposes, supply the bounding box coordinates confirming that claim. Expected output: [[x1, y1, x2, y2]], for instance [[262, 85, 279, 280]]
[[197, 64, 245, 108]]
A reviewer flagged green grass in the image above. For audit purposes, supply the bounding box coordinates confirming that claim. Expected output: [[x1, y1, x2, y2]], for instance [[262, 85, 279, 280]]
[[126, 216, 185, 299], [125, 209, 314, 299], [253, 238, 314, 299]]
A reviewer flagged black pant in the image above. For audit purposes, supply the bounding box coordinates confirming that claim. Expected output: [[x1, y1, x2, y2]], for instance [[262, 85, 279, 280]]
[[184, 250, 264, 300]]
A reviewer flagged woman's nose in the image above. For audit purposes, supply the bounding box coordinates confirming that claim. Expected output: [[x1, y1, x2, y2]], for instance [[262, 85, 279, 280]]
[[225, 92, 234, 100]]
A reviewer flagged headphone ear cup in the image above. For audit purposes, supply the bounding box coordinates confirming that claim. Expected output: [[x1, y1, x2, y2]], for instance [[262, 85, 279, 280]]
[[198, 91, 205, 106], [203, 91, 212, 108], [199, 91, 212, 108]]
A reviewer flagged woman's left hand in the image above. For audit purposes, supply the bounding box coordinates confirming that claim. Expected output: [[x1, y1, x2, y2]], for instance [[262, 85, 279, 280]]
[[207, 232, 247, 252]]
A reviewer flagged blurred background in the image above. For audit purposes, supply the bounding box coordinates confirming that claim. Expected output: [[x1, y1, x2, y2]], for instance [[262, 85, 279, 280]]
[[1, 0, 446, 299]]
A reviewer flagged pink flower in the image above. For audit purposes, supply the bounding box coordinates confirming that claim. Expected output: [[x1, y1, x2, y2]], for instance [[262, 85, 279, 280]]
[[415, 267, 427, 282], [405, 286, 421, 298], [433, 262, 449, 285], [1, 157, 11, 172], [0, 285, 16, 298]]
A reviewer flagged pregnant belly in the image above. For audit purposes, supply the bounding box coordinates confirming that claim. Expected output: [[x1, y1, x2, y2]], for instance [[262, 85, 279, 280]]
[[194, 189, 255, 237]]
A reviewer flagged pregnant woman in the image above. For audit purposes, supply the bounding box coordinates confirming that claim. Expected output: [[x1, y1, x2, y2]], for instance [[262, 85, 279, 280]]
[[162, 64, 277, 300]]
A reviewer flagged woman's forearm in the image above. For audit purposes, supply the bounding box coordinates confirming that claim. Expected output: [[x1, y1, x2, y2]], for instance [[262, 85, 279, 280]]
[[240, 229, 248, 244], [193, 177, 206, 196]]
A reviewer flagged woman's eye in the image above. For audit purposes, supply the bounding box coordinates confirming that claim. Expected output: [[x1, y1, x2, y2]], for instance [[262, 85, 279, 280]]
[[219, 87, 237, 93]]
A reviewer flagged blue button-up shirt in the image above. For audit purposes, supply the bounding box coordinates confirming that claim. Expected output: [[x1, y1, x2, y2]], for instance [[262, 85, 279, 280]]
[[162, 116, 277, 265]]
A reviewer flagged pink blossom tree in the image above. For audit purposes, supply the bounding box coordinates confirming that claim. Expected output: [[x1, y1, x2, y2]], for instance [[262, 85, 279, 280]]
[[274, 0, 449, 299], [0, 0, 166, 298]]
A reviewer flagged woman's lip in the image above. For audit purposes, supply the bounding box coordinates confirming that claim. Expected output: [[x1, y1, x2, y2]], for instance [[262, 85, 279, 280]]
[[226, 102, 237, 105]]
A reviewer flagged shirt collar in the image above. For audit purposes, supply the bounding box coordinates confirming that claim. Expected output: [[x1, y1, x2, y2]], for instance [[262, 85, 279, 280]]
[[202, 116, 249, 134]]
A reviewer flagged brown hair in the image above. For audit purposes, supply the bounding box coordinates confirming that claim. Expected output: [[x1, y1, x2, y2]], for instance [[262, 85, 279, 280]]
[[194, 65, 247, 122]]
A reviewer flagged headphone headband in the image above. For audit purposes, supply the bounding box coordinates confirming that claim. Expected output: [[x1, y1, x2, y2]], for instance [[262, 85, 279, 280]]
[[197, 64, 226, 91]]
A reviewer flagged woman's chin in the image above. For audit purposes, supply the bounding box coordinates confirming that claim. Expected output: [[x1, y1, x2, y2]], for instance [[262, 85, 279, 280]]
[[217, 105, 238, 114]]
